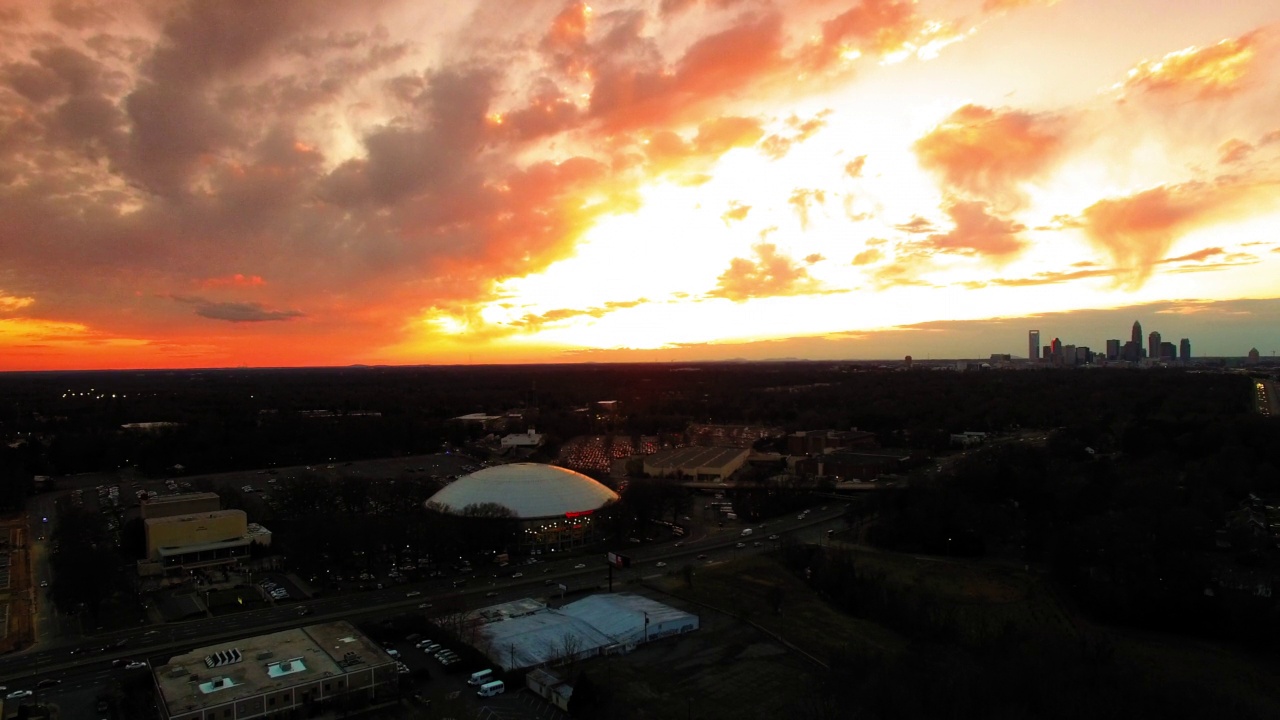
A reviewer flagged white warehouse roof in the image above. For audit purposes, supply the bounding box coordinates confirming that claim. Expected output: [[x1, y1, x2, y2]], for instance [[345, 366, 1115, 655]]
[[560, 593, 699, 645], [426, 463, 619, 519]]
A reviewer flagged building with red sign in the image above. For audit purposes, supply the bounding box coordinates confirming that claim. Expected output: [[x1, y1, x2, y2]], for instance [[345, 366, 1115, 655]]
[[426, 463, 620, 553]]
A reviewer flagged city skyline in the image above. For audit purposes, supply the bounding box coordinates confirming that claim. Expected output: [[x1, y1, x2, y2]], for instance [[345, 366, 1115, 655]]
[[1, 1, 1278, 371]]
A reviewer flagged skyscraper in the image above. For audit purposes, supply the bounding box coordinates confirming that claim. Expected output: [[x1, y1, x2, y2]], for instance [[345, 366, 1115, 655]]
[[1148, 331, 1161, 360], [1131, 321, 1143, 356], [1180, 338, 1191, 360], [1106, 339, 1120, 361], [1029, 330, 1040, 361]]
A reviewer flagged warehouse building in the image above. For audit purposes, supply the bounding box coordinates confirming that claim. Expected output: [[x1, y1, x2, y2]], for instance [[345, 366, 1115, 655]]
[[642, 446, 749, 482], [472, 593, 699, 671]]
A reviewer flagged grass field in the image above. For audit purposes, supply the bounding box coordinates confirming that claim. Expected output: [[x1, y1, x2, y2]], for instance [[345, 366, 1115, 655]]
[[651, 555, 907, 663]]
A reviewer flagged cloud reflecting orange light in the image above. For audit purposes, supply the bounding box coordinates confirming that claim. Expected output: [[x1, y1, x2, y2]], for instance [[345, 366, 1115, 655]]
[[0, 1, 1276, 369]]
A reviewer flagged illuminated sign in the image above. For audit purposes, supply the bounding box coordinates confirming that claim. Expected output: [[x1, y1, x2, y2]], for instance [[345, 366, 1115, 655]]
[[564, 510, 594, 518]]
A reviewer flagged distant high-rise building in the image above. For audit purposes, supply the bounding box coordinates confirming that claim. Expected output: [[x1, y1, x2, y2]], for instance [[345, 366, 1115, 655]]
[[1131, 320, 1143, 350], [1064, 344, 1077, 366], [1159, 342, 1175, 360], [1247, 348, 1260, 365], [1050, 337, 1062, 359], [1148, 331, 1161, 360], [1121, 340, 1140, 362], [1029, 330, 1040, 361], [1180, 338, 1191, 360], [1106, 339, 1120, 361], [1076, 346, 1091, 365]]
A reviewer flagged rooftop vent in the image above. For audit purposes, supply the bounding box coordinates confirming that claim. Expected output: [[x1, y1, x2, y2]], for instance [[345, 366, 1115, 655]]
[[204, 648, 243, 669]]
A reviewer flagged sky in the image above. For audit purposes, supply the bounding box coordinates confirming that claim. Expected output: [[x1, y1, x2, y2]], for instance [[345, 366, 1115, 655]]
[[1, 0, 1278, 370]]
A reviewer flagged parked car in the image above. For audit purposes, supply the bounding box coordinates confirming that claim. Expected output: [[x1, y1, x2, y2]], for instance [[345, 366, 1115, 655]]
[[6, 690, 32, 700], [125, 661, 147, 670]]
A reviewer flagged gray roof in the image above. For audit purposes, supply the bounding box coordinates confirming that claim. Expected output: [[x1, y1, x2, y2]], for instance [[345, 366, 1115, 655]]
[[427, 463, 618, 519], [560, 593, 698, 644], [477, 610, 615, 670]]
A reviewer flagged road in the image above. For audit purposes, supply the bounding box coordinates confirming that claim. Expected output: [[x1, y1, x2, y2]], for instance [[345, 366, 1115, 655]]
[[0, 505, 850, 708]]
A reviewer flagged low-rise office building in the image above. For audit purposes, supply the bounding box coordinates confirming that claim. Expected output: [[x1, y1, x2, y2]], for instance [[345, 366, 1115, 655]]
[[154, 621, 399, 720]]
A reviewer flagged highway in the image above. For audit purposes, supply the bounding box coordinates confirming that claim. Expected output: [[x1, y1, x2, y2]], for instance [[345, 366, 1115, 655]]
[[0, 505, 849, 709]]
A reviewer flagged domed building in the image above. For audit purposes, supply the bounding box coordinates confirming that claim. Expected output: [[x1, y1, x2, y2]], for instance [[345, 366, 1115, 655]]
[[426, 463, 619, 552]]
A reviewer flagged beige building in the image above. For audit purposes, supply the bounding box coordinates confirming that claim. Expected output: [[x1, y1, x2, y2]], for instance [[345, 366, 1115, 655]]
[[154, 621, 399, 720], [138, 492, 268, 574], [142, 492, 221, 520], [145, 510, 251, 570]]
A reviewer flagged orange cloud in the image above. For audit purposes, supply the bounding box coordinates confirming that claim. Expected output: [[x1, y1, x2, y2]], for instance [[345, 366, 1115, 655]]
[[709, 243, 821, 301], [1161, 247, 1226, 264], [914, 104, 1068, 209], [844, 155, 866, 178], [788, 188, 826, 229], [852, 248, 883, 265], [0, 292, 35, 312], [1119, 31, 1262, 99], [201, 273, 265, 288], [721, 202, 751, 224], [588, 14, 786, 132], [923, 201, 1027, 257], [761, 111, 831, 159], [1217, 138, 1254, 164], [803, 0, 919, 70], [644, 116, 766, 176], [988, 267, 1117, 287], [1079, 179, 1275, 288]]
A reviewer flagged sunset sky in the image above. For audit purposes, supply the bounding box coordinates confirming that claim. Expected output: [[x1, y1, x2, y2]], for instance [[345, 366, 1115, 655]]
[[1, 0, 1278, 370]]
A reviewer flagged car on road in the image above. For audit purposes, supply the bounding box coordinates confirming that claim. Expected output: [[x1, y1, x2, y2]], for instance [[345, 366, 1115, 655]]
[[6, 690, 31, 700], [297, 607, 312, 616], [35, 678, 60, 688], [574, 563, 586, 569], [39, 580, 48, 587], [511, 573, 523, 578], [485, 590, 499, 597], [768, 535, 779, 540], [655, 562, 667, 567], [406, 590, 422, 597], [735, 542, 746, 548], [125, 661, 147, 670], [418, 602, 433, 609], [696, 554, 708, 560]]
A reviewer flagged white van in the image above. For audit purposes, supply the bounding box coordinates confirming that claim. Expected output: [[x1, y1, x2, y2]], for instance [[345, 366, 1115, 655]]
[[468, 668, 494, 686], [740, 528, 753, 537], [476, 679, 505, 697]]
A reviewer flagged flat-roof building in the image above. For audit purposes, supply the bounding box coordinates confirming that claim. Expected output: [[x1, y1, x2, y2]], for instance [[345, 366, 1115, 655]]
[[142, 492, 221, 520], [643, 446, 749, 481], [145, 510, 251, 570], [471, 593, 699, 671], [153, 621, 399, 720]]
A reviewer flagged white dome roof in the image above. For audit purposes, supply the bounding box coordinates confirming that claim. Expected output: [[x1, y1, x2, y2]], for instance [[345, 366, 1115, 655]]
[[427, 463, 619, 519]]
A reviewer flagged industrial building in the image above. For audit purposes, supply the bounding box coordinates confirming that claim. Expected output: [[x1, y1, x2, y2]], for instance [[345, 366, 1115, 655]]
[[471, 593, 699, 671], [425, 463, 619, 552], [153, 621, 399, 720], [642, 446, 749, 482]]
